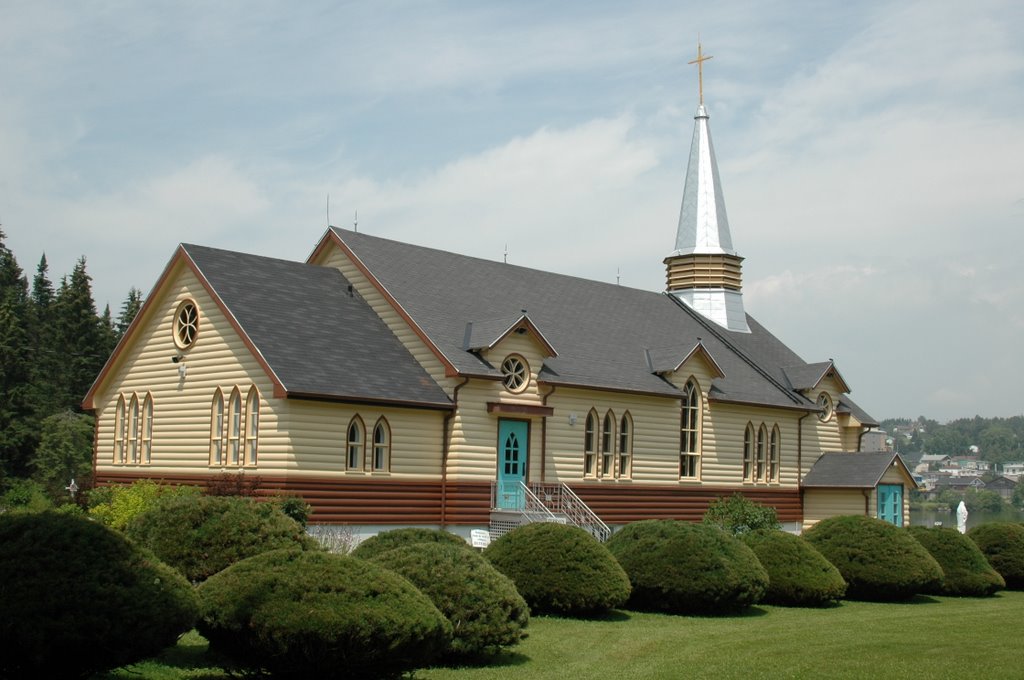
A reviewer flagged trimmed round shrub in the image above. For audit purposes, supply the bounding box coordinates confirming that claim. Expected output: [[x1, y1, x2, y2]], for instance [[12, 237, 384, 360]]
[[197, 549, 451, 679], [908, 526, 1004, 596], [351, 526, 470, 559], [740, 529, 846, 606], [967, 522, 1024, 589], [804, 515, 943, 601], [606, 519, 768, 614], [371, 542, 529, 657], [484, 522, 631, 615], [126, 494, 319, 582], [0, 511, 197, 680]]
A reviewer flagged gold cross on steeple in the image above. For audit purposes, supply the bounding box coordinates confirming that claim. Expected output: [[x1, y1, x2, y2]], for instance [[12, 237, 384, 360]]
[[688, 39, 713, 105]]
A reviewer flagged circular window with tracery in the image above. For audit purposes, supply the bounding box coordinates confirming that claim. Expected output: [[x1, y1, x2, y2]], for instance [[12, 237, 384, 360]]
[[174, 300, 199, 349], [817, 392, 833, 422], [501, 355, 529, 393]]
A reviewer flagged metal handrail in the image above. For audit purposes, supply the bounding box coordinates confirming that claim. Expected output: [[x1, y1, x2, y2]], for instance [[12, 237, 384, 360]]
[[527, 481, 611, 542]]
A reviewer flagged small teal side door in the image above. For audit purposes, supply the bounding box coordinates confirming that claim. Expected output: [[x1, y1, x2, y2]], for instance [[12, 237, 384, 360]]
[[496, 419, 528, 510], [877, 484, 903, 527]]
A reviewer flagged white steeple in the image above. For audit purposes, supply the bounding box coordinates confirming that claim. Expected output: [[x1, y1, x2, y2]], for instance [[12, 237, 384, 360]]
[[665, 41, 750, 333]]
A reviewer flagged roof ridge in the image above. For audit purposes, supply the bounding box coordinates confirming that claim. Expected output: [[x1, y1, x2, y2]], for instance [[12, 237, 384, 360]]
[[664, 293, 806, 407]]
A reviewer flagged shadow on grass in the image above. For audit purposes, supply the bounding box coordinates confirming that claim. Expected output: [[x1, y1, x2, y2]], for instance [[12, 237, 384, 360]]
[[429, 650, 532, 671]]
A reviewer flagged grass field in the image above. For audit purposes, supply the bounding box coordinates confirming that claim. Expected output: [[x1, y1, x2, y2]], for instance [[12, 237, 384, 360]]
[[96, 591, 1024, 679]]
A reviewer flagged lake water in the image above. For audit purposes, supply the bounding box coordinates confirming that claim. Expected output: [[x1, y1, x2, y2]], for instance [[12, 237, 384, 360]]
[[911, 507, 1024, 530]]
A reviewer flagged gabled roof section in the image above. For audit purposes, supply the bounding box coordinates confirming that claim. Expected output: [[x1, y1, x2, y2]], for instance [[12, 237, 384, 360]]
[[86, 243, 451, 411], [783, 360, 851, 393], [802, 452, 915, 489], [328, 227, 842, 410], [463, 313, 558, 357], [646, 341, 725, 379], [183, 244, 452, 409]]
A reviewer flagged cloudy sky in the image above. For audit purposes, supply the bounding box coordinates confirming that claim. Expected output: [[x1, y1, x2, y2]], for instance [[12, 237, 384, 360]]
[[2, 1, 1021, 423]]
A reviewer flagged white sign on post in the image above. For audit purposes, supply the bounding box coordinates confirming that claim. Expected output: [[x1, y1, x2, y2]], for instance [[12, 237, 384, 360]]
[[470, 529, 491, 548]]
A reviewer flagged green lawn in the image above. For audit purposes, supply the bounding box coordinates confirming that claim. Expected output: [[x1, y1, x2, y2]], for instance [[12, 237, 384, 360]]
[[97, 592, 1024, 679]]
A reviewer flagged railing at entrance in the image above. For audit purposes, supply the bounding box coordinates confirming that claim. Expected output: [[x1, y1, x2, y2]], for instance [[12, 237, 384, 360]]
[[529, 482, 611, 542], [488, 480, 610, 542]]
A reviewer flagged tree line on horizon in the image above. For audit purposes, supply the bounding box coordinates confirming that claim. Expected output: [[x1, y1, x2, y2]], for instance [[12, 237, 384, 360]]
[[880, 416, 1024, 465], [0, 228, 142, 501]]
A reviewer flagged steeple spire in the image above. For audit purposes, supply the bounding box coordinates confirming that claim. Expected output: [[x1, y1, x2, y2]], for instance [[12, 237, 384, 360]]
[[665, 40, 750, 333]]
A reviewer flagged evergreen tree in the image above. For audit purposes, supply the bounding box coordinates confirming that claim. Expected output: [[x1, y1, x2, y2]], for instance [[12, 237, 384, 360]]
[[115, 287, 143, 340], [26, 254, 62, 421], [99, 303, 117, 357], [31, 410, 95, 503], [52, 257, 108, 411], [0, 228, 34, 478]]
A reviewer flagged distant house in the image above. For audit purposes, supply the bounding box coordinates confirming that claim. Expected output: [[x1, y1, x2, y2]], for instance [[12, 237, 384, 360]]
[[985, 476, 1018, 501], [953, 456, 990, 472], [1002, 462, 1024, 479], [920, 454, 952, 469]]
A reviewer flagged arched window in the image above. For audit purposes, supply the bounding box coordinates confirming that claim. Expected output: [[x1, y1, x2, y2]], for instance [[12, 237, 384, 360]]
[[743, 423, 754, 481], [601, 411, 615, 477], [347, 416, 365, 470], [244, 387, 259, 465], [619, 412, 633, 478], [372, 418, 391, 471], [210, 389, 225, 465], [114, 395, 126, 463], [757, 425, 767, 482], [127, 394, 140, 464], [679, 380, 701, 478], [228, 388, 242, 465], [141, 393, 153, 464], [583, 410, 597, 477], [769, 425, 780, 482]]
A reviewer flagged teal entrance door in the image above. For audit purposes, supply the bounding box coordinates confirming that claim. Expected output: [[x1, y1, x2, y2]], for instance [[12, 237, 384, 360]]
[[877, 484, 903, 526], [496, 420, 528, 510]]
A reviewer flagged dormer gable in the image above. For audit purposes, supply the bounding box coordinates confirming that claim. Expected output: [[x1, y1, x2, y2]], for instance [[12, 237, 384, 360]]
[[463, 312, 557, 358], [645, 340, 725, 380], [783, 360, 851, 394]]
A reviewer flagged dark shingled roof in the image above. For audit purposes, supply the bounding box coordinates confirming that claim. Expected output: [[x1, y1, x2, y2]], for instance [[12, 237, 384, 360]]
[[183, 244, 452, 409], [802, 452, 912, 488], [331, 227, 875, 419]]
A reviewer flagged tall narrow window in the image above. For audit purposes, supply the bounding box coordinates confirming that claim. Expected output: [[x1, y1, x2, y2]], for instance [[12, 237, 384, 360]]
[[756, 425, 767, 482], [601, 411, 615, 477], [769, 426, 780, 482], [210, 389, 224, 465], [114, 395, 126, 463], [743, 424, 754, 481], [583, 410, 597, 477], [244, 387, 259, 465], [347, 416, 364, 470], [141, 394, 153, 464], [372, 418, 390, 471], [128, 394, 139, 464], [228, 388, 242, 465], [679, 380, 701, 478], [619, 412, 633, 478]]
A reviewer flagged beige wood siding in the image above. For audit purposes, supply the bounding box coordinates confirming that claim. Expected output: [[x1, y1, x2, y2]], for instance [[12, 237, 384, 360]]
[[802, 489, 868, 529], [281, 400, 444, 479], [94, 263, 282, 476]]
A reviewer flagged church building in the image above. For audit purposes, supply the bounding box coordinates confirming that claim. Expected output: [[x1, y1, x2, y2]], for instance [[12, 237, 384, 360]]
[[84, 51, 913, 538]]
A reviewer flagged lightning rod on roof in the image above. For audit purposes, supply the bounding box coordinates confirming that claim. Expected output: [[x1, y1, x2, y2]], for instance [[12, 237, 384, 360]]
[[617, 267, 621, 285], [504, 244, 508, 264], [354, 210, 358, 233]]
